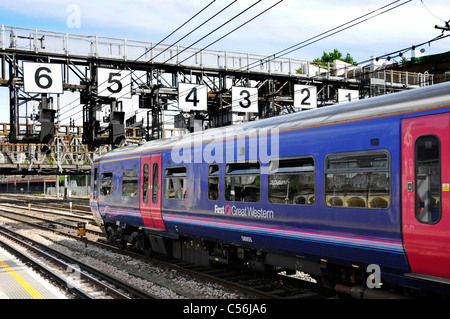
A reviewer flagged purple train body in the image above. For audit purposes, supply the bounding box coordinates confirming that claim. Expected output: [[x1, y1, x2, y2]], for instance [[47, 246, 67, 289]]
[[91, 82, 450, 297]]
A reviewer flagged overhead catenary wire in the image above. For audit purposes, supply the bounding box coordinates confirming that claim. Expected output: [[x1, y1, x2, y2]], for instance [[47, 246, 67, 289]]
[[239, 0, 413, 72], [57, 0, 436, 128], [59, 0, 410, 121], [57, 0, 228, 124], [59, 0, 282, 125]]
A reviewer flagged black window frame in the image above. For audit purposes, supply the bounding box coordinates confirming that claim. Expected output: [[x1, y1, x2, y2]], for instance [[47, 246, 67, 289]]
[[268, 156, 315, 206], [414, 134, 442, 224], [225, 161, 261, 203], [324, 150, 391, 209], [122, 169, 139, 198], [100, 171, 113, 196], [207, 164, 220, 202], [164, 166, 188, 200], [152, 162, 159, 204]]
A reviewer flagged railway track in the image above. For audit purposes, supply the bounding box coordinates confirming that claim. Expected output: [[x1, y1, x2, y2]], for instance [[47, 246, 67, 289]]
[[0, 193, 92, 215], [0, 204, 101, 237], [0, 196, 334, 299], [0, 225, 157, 299]]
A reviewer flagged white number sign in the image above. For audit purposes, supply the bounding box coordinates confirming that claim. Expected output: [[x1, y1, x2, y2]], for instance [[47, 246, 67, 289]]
[[338, 89, 359, 104], [23, 62, 63, 94], [97, 68, 132, 99], [178, 83, 207, 111], [294, 85, 317, 109], [232, 87, 258, 113]]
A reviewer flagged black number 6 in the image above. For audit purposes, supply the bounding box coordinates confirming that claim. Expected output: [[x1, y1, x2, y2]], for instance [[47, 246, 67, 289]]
[[35, 67, 53, 89]]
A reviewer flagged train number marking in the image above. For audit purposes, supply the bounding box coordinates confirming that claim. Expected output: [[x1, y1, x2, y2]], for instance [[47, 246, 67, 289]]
[[179, 83, 208, 111], [241, 236, 253, 242], [97, 68, 132, 99], [294, 84, 317, 109], [23, 62, 64, 94], [338, 88, 359, 104], [232, 86, 258, 113]]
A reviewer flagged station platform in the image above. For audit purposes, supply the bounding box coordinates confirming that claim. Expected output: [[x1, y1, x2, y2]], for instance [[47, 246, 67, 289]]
[[0, 245, 67, 299]]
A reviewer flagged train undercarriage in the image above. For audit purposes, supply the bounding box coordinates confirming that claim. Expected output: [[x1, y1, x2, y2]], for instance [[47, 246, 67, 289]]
[[103, 221, 422, 299]]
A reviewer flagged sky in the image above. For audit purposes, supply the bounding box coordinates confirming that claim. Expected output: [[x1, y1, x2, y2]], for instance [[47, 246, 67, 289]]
[[0, 0, 449, 123]]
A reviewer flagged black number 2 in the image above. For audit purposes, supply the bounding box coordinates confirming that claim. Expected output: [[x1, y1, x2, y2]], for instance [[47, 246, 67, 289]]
[[301, 88, 311, 106]]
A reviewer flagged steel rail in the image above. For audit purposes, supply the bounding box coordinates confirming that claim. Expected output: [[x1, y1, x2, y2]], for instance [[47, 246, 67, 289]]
[[0, 225, 157, 299]]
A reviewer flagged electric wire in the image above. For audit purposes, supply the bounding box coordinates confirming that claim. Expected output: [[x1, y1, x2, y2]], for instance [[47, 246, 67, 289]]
[[239, 0, 412, 72], [58, 1, 281, 125]]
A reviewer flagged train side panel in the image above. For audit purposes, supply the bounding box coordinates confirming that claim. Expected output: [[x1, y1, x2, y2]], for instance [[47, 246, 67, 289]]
[[97, 156, 144, 228], [402, 113, 450, 280], [161, 115, 409, 275]]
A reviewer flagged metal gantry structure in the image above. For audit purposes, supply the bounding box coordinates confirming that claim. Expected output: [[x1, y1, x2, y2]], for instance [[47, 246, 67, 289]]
[[0, 25, 433, 175]]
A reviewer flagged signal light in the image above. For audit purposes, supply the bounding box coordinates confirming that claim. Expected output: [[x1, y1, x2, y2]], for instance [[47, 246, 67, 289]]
[[109, 111, 125, 147], [39, 109, 56, 144]]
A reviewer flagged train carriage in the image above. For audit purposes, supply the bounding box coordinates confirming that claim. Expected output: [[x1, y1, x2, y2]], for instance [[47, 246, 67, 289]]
[[90, 81, 450, 297]]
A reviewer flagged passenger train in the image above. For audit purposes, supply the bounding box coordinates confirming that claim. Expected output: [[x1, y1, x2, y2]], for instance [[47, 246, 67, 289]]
[[90, 81, 450, 297]]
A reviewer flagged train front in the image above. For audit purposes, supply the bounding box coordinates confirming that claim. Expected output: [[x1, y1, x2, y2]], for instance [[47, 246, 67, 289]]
[[89, 162, 106, 234]]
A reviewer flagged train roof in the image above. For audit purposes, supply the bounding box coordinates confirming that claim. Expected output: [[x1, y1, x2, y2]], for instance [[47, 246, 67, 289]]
[[96, 81, 450, 161]]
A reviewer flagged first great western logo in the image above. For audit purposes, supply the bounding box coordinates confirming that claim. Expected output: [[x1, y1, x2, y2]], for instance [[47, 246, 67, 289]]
[[214, 204, 274, 219]]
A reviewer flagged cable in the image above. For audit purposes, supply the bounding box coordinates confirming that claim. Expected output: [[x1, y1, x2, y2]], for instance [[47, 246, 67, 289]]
[[240, 0, 412, 72], [178, 0, 284, 65], [150, 0, 238, 63], [162, 0, 263, 65], [420, 0, 447, 23], [59, 0, 415, 126], [57, 1, 222, 123]]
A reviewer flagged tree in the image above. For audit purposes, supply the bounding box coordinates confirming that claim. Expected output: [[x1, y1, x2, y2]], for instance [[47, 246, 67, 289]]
[[313, 49, 358, 66]]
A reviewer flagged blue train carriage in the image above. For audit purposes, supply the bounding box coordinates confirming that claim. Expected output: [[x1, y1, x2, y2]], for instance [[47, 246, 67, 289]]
[[91, 81, 450, 296]]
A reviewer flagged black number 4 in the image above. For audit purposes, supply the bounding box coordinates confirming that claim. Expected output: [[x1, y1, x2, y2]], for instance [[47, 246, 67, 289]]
[[185, 87, 200, 107]]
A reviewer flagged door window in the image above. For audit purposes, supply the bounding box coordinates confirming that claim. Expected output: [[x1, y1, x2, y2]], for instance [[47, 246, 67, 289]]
[[142, 164, 149, 204], [152, 163, 159, 204], [415, 135, 441, 224]]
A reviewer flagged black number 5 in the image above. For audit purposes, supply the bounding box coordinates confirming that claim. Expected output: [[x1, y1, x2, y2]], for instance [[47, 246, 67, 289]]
[[107, 72, 123, 94], [35, 67, 53, 89]]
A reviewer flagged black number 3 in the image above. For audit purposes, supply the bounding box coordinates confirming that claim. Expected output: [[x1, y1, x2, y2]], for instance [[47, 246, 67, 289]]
[[239, 89, 251, 108]]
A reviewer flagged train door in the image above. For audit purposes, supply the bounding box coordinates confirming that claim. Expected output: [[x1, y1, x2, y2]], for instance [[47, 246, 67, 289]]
[[402, 113, 450, 279], [90, 164, 103, 228], [140, 154, 165, 230]]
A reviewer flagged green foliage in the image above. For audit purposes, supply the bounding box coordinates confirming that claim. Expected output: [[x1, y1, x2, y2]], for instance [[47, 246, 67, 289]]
[[313, 49, 358, 66]]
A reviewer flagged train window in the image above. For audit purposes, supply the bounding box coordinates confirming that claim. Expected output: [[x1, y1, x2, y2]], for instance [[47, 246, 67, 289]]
[[142, 164, 149, 203], [208, 164, 220, 201], [122, 169, 139, 197], [93, 167, 98, 196], [100, 172, 113, 196], [164, 167, 187, 200], [268, 157, 315, 205], [325, 151, 391, 209], [152, 163, 159, 204], [225, 162, 260, 202], [415, 135, 441, 224]]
